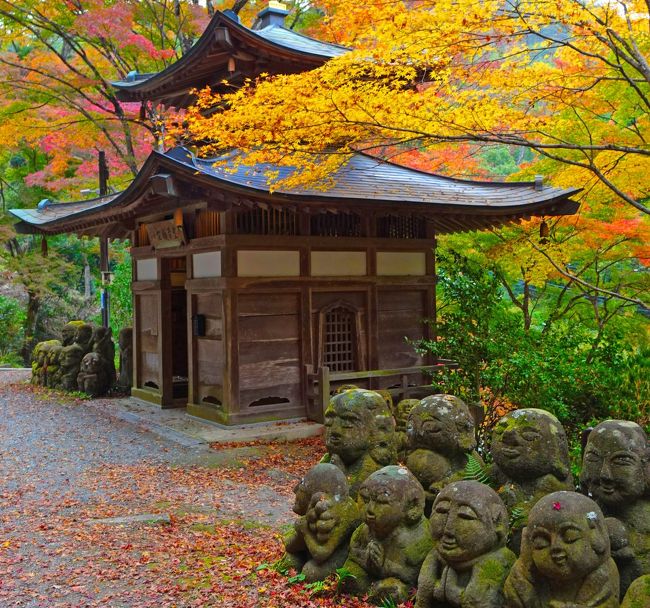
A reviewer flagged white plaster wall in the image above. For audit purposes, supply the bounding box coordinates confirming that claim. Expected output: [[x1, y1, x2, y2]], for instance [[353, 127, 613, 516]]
[[310, 251, 367, 276], [193, 251, 222, 278], [136, 258, 158, 281], [376, 251, 427, 276], [237, 250, 300, 277]]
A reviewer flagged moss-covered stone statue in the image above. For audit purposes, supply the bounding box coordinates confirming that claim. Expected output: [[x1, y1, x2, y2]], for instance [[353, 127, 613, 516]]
[[77, 352, 111, 397], [406, 394, 481, 515], [92, 326, 116, 386], [279, 463, 360, 582], [490, 408, 573, 552], [416, 480, 516, 608], [30, 339, 61, 386], [44, 342, 63, 388], [323, 389, 397, 498], [58, 322, 95, 391], [342, 466, 433, 605], [117, 327, 133, 390], [395, 398, 419, 460], [580, 420, 650, 593], [503, 491, 619, 608], [621, 574, 650, 608]]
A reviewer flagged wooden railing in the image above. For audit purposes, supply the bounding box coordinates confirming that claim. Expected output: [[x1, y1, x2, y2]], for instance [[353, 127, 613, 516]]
[[305, 360, 459, 422]]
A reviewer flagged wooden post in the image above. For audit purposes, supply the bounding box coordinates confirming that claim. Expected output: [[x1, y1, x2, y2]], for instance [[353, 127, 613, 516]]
[[99, 151, 111, 329], [317, 365, 330, 421], [99, 236, 110, 329]]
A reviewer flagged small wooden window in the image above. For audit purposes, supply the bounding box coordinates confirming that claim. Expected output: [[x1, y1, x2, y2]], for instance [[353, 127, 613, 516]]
[[236, 207, 297, 235], [195, 210, 221, 237], [321, 304, 358, 372], [311, 212, 361, 237], [378, 215, 426, 239]]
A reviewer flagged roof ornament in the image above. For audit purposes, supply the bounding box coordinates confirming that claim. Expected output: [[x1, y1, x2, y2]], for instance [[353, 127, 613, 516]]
[[255, 1, 289, 30], [534, 175, 544, 190], [222, 9, 240, 23], [126, 70, 139, 82]]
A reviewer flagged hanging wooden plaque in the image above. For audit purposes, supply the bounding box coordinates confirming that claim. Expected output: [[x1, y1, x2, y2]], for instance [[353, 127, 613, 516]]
[[146, 219, 185, 249]]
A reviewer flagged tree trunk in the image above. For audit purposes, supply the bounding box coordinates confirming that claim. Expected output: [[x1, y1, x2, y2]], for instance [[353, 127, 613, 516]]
[[21, 291, 41, 366]]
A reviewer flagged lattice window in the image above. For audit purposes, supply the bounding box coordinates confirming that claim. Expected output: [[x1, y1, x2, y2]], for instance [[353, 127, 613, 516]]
[[323, 306, 357, 372], [377, 215, 426, 239], [236, 207, 297, 235], [311, 212, 361, 237]]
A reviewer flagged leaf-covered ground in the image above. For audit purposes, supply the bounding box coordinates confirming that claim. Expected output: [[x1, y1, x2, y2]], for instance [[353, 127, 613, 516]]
[[0, 372, 377, 607]]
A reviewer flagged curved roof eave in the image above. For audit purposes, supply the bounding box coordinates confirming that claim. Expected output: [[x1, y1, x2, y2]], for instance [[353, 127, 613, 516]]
[[112, 11, 349, 99], [9, 147, 581, 235]]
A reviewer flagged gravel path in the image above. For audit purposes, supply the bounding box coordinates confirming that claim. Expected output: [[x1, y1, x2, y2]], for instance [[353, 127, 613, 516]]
[[0, 371, 299, 607]]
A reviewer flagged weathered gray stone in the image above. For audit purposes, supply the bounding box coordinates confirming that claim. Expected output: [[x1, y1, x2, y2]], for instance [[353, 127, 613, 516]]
[[416, 480, 516, 608], [323, 388, 396, 498], [279, 463, 360, 582], [406, 394, 481, 515], [342, 465, 433, 606], [490, 408, 574, 552], [504, 491, 619, 607], [580, 420, 650, 595]]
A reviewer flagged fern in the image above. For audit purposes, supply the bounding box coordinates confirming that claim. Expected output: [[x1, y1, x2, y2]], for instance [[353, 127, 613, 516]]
[[463, 452, 492, 486], [509, 506, 527, 530]]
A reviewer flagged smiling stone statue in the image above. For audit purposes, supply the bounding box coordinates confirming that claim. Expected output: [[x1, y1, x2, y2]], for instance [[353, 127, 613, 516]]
[[415, 480, 516, 608], [323, 389, 396, 498], [580, 420, 650, 593], [490, 408, 574, 552], [406, 394, 481, 515], [342, 466, 433, 605], [504, 491, 619, 608]]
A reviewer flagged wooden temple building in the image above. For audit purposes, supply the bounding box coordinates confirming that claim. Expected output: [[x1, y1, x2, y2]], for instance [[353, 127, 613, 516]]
[[10, 4, 581, 425]]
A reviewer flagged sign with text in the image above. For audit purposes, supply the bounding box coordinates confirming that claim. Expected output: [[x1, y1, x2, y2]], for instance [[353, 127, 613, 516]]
[[146, 219, 185, 249]]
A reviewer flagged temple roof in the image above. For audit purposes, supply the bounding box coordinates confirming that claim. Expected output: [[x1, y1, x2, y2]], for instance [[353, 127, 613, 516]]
[[10, 147, 581, 238], [112, 9, 349, 108]]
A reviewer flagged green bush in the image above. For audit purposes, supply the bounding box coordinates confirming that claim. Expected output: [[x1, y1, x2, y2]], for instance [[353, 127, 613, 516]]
[[420, 251, 649, 434], [0, 295, 26, 366]]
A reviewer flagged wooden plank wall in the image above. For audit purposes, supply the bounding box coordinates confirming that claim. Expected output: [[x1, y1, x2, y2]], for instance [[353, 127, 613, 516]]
[[376, 289, 426, 388], [237, 292, 302, 411], [194, 292, 225, 407], [136, 292, 161, 389]]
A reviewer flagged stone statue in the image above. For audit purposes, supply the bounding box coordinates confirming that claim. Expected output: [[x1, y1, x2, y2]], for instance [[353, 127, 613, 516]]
[[31, 340, 60, 386], [394, 398, 419, 460], [92, 326, 116, 385], [406, 394, 481, 515], [77, 352, 111, 397], [342, 466, 433, 605], [606, 516, 644, 599], [503, 491, 619, 608], [416, 480, 516, 608], [621, 574, 650, 608], [60, 321, 83, 347], [323, 388, 397, 497], [58, 322, 97, 391], [279, 463, 360, 582], [490, 408, 574, 552], [74, 322, 95, 354], [117, 327, 133, 390], [44, 342, 63, 388], [580, 420, 650, 592]]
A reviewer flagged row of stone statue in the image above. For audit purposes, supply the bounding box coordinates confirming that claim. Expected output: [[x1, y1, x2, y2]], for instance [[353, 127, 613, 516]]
[[280, 389, 650, 607], [31, 321, 133, 397]]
